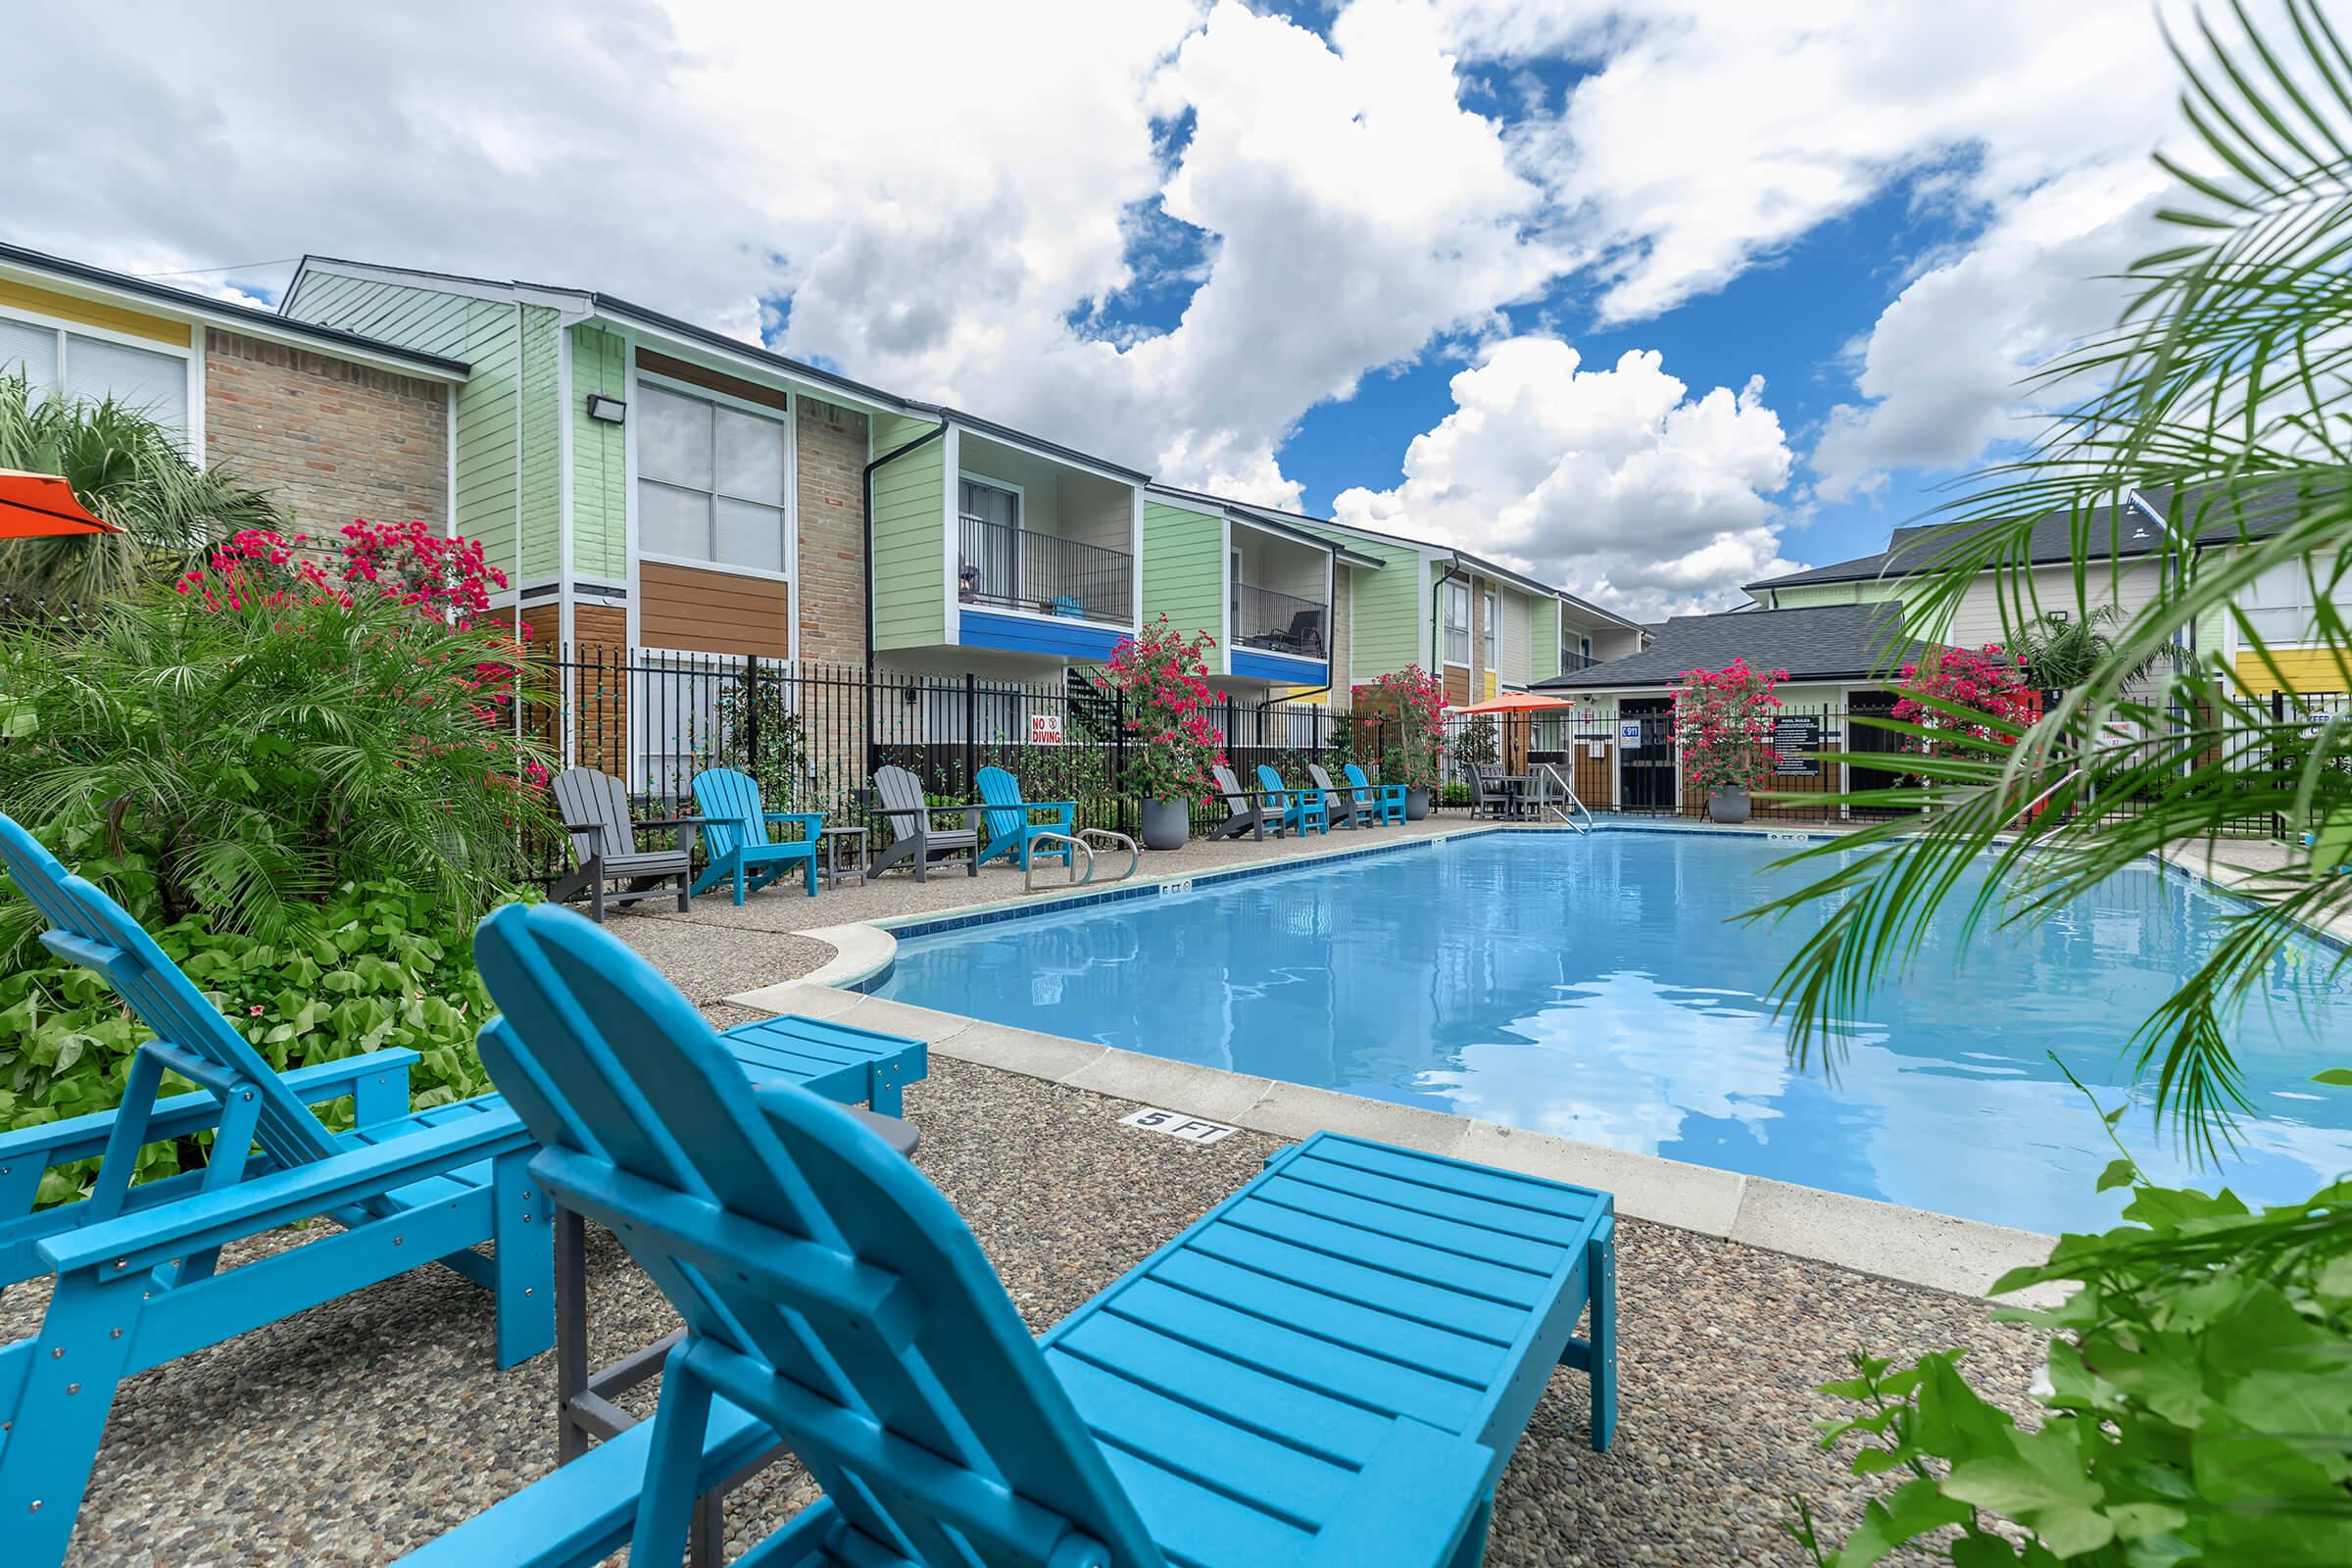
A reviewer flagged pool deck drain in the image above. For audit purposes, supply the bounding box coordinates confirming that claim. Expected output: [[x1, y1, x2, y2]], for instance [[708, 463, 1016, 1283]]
[[725, 973, 2065, 1304]]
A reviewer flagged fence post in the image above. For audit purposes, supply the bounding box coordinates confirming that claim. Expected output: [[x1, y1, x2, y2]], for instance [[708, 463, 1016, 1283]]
[[743, 655, 762, 794], [963, 672, 979, 797], [2273, 688, 2287, 839], [1114, 688, 1129, 837]]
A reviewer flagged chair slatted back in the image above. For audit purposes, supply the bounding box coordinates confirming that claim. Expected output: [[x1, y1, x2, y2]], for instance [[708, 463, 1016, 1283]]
[[1252, 763, 1292, 808], [472, 904, 1167, 1568], [553, 767, 635, 869], [1343, 762, 1379, 799], [691, 768, 769, 863], [975, 765, 1028, 846], [0, 815, 341, 1176], [1305, 762, 1345, 813], [872, 765, 930, 838], [1211, 764, 1251, 817]]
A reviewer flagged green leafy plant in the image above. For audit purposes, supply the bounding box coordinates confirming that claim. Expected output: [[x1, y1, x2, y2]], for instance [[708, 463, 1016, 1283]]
[[1675, 658, 1786, 793], [2012, 608, 2151, 692], [0, 835, 501, 1201], [1458, 713, 1500, 768], [1091, 613, 1228, 804], [0, 572, 554, 944], [0, 371, 280, 609], [1355, 665, 1446, 792]]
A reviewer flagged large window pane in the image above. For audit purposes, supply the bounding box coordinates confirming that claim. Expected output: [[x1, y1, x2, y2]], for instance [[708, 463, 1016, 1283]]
[[713, 406, 786, 503], [960, 478, 1017, 527], [637, 384, 713, 490], [713, 499, 785, 573], [0, 317, 57, 390], [62, 335, 187, 435], [639, 480, 710, 561]]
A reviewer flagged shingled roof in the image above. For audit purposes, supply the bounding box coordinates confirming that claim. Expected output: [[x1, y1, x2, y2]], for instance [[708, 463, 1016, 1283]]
[[1532, 602, 1922, 690]]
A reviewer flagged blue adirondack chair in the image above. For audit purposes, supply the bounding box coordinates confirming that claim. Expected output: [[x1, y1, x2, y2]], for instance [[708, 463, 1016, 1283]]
[[1347, 761, 1409, 824], [0, 814, 549, 1560], [688, 768, 821, 904], [973, 763, 1076, 870], [1255, 762, 1329, 836], [402, 902, 1619, 1567]]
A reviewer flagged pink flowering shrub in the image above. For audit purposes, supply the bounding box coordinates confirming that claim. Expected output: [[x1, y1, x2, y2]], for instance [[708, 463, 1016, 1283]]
[[1890, 645, 2035, 777], [1091, 614, 1229, 803], [1674, 659, 1787, 793], [1353, 665, 1447, 792]]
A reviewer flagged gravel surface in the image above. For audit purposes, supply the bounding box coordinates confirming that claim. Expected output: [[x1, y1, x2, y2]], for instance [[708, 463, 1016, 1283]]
[[21, 1045, 2040, 1566]]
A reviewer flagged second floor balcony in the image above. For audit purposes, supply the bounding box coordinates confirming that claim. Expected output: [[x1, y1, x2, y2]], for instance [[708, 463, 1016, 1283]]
[[1233, 581, 1328, 661], [957, 514, 1134, 626]]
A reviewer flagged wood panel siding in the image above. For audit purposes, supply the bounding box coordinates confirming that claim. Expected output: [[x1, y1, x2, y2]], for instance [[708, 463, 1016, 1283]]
[[1444, 664, 1471, 706], [570, 324, 629, 581], [871, 411, 947, 650], [640, 560, 792, 658], [636, 348, 791, 412], [1143, 499, 1224, 656]]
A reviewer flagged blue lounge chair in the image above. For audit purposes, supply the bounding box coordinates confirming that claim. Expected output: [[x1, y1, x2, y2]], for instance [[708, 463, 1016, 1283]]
[[0, 817, 928, 1566], [1256, 762, 1329, 836], [403, 903, 1618, 1566], [688, 768, 821, 904], [1347, 761, 1409, 824], [973, 763, 1076, 870]]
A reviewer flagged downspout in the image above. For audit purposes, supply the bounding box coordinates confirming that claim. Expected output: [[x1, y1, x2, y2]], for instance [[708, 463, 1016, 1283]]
[[1430, 552, 1469, 674]]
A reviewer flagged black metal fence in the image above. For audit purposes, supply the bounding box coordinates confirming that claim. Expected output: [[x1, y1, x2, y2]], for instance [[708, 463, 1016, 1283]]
[[1233, 583, 1328, 660], [520, 644, 1396, 878]]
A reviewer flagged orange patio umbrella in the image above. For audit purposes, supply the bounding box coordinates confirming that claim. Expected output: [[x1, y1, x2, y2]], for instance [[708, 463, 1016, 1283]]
[[0, 468, 117, 538], [1453, 690, 1570, 713]]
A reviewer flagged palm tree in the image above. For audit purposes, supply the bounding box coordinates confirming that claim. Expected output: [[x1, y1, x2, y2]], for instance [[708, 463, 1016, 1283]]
[[1753, 0, 2352, 1155], [0, 370, 281, 612]]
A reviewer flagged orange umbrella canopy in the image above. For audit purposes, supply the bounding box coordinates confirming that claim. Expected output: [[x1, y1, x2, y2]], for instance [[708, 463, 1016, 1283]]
[[1453, 690, 1570, 714], [0, 468, 117, 538]]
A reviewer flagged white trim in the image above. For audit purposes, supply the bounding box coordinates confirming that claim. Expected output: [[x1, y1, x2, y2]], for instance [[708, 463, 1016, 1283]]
[[956, 470, 1026, 523], [786, 392, 802, 665], [5, 257, 468, 383], [637, 366, 792, 424], [954, 420, 1144, 491], [637, 550, 795, 586], [443, 394, 458, 536], [557, 319, 576, 658], [185, 325, 207, 468], [942, 424, 961, 646], [1219, 514, 1234, 677], [0, 300, 199, 457], [600, 310, 909, 422], [1130, 486, 1145, 630], [621, 330, 642, 651], [630, 369, 796, 584]]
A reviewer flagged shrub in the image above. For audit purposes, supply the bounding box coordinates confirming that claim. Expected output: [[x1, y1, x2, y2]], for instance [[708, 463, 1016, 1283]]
[[1889, 645, 2036, 782], [1675, 658, 1786, 794], [0, 827, 500, 1201], [1356, 665, 1447, 792], [0, 568, 555, 944], [1091, 614, 1228, 804]]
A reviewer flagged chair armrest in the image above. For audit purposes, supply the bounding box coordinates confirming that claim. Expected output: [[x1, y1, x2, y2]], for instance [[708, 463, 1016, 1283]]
[[1297, 1417, 1494, 1568], [635, 815, 705, 831], [39, 1105, 528, 1276], [762, 811, 824, 840], [0, 1049, 424, 1170], [1029, 801, 1078, 821], [558, 820, 608, 850]]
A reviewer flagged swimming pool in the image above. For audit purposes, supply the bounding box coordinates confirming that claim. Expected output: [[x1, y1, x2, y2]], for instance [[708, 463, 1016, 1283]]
[[871, 830, 2352, 1233]]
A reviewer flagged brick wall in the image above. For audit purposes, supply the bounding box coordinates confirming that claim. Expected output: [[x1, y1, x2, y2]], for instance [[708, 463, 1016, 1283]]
[[797, 398, 870, 664], [202, 329, 449, 533]]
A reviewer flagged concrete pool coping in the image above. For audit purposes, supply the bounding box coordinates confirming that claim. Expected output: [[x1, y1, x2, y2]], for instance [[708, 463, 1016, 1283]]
[[732, 820, 2068, 1306]]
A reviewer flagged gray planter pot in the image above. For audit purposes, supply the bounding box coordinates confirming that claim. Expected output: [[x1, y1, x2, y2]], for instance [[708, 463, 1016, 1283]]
[[1404, 787, 1433, 820], [1138, 797, 1190, 851], [1707, 786, 1751, 824]]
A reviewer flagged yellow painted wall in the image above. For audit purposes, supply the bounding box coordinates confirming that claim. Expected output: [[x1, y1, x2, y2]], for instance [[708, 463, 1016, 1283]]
[[0, 278, 190, 347], [2235, 648, 2350, 695]]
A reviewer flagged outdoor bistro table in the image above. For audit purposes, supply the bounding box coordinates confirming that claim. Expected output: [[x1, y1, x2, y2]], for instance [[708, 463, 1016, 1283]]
[[554, 1018, 924, 1568], [819, 823, 870, 888]]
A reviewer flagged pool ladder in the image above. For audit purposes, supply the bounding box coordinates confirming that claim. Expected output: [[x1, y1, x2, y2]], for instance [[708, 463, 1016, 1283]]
[[1530, 762, 1594, 833], [1023, 829, 1141, 894]]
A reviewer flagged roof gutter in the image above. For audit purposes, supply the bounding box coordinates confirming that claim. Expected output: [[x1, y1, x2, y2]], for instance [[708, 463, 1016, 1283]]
[[1430, 552, 1470, 673]]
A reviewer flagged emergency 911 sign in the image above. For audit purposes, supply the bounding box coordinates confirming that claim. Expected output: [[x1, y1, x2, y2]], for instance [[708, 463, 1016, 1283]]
[[1028, 712, 1064, 746]]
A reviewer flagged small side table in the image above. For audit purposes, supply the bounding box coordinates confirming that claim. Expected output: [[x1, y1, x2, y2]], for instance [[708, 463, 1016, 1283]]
[[819, 824, 869, 889]]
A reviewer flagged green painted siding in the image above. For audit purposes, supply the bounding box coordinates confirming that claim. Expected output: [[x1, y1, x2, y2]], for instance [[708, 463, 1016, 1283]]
[[517, 306, 562, 580], [569, 323, 628, 580], [284, 272, 553, 583], [1142, 500, 1224, 658], [1531, 596, 1559, 678], [1297, 527, 1419, 680], [870, 412, 947, 650]]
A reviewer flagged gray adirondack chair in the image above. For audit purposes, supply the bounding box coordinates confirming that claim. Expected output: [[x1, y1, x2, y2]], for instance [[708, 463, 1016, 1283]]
[[550, 767, 699, 921], [1465, 760, 1517, 820], [868, 763, 980, 881], [1209, 763, 1266, 840], [1308, 761, 1375, 829]]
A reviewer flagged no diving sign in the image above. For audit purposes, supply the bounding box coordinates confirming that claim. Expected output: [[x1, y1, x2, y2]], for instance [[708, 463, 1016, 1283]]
[[1119, 1106, 1239, 1145]]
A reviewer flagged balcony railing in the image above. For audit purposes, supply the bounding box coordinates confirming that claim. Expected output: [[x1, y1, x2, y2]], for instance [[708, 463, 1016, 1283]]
[[956, 514, 1133, 625], [1558, 648, 1600, 674], [1233, 582, 1327, 660]]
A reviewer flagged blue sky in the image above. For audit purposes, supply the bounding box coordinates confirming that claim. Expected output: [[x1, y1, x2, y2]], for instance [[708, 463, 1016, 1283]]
[[4, 0, 2185, 615]]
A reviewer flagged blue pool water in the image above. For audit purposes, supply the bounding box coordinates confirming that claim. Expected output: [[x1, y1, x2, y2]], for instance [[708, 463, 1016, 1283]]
[[873, 832, 2352, 1233]]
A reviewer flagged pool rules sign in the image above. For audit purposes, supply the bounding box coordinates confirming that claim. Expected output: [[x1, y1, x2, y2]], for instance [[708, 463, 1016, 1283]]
[[1773, 714, 1822, 776]]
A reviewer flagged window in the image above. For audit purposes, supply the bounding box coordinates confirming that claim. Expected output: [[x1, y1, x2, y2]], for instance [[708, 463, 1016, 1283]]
[[1442, 581, 1470, 665], [0, 311, 190, 440], [2241, 558, 2339, 646], [1482, 589, 1499, 671], [960, 477, 1019, 529], [635, 380, 790, 573]]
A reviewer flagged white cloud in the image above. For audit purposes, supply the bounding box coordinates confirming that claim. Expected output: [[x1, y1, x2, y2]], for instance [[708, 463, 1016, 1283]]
[[1810, 164, 2170, 501], [1332, 336, 1801, 615]]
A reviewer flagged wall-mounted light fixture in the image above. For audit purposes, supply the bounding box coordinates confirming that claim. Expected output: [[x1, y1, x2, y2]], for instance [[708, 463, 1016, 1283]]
[[585, 393, 627, 424]]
